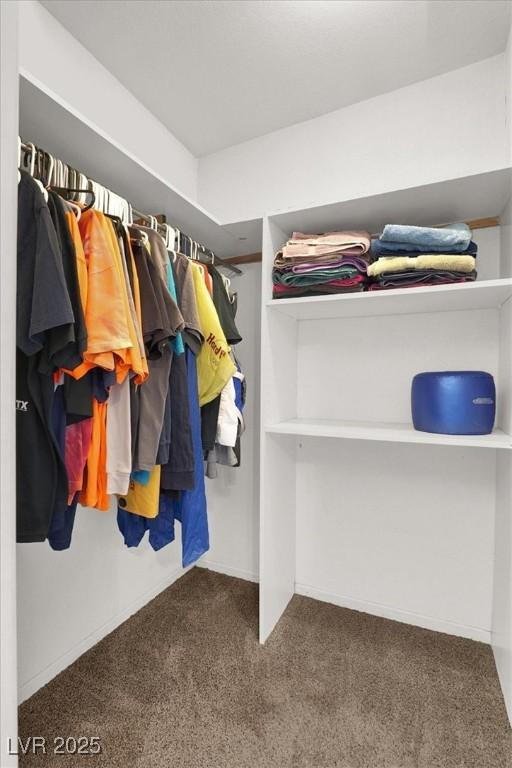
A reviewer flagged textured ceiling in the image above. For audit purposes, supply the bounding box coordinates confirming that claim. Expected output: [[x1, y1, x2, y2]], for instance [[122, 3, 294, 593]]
[[42, 0, 511, 157]]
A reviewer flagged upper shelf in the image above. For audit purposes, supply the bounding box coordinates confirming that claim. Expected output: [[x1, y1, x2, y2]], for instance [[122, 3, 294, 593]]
[[18, 75, 260, 259], [266, 279, 512, 320], [268, 168, 512, 237]]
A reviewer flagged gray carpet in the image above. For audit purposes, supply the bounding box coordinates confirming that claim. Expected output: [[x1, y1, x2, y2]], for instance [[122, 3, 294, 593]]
[[19, 568, 511, 768]]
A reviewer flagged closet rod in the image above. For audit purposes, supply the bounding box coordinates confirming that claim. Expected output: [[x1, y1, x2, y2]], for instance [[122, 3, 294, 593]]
[[19, 139, 242, 276], [222, 216, 501, 266]]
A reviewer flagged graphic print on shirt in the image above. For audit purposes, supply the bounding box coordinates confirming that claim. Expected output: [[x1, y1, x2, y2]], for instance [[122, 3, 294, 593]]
[[206, 332, 227, 359]]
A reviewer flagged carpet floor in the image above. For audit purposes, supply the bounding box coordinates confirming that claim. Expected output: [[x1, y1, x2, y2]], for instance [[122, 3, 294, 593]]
[[18, 568, 511, 768]]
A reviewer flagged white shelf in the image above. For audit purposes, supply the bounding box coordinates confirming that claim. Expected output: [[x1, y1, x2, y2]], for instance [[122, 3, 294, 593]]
[[267, 279, 512, 320], [265, 418, 512, 450]]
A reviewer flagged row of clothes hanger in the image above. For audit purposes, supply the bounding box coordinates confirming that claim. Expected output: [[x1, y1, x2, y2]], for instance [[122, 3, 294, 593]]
[[18, 136, 242, 276], [131, 213, 235, 292]]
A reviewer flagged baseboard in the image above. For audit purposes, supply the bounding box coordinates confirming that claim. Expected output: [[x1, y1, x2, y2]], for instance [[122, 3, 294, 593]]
[[295, 582, 492, 645], [194, 566, 491, 643], [197, 558, 259, 583], [18, 565, 190, 704], [492, 642, 512, 727]]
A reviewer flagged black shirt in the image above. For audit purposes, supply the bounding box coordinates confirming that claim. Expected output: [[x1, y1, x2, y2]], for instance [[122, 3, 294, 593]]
[[47, 191, 87, 369], [17, 172, 75, 361], [16, 172, 75, 542], [208, 265, 242, 345]]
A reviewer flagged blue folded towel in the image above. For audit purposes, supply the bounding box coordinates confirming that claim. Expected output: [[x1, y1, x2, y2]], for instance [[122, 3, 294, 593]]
[[381, 223, 471, 251], [370, 239, 478, 259]]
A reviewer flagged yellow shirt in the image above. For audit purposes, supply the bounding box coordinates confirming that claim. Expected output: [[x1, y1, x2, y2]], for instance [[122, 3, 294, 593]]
[[190, 262, 236, 406], [117, 466, 161, 519]]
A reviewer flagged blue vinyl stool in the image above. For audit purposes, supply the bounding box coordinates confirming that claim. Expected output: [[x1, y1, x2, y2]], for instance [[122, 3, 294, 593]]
[[411, 371, 495, 435]]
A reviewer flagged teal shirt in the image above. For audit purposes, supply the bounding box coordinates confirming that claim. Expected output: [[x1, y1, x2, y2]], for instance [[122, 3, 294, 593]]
[[165, 257, 184, 356]]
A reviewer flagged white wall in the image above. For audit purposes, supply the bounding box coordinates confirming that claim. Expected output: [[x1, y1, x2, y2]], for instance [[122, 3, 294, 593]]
[[506, 20, 512, 167], [1, 2, 19, 762], [199, 265, 261, 583], [18, 0, 198, 201], [198, 55, 510, 224], [296, 439, 496, 642], [17, 513, 187, 702]]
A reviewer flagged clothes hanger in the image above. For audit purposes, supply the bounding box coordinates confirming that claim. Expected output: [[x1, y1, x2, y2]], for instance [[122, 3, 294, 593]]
[[26, 142, 36, 176], [65, 200, 82, 221], [51, 184, 96, 212], [25, 143, 48, 201], [81, 174, 91, 206], [128, 225, 150, 248], [164, 224, 177, 262], [167, 224, 176, 249], [46, 152, 55, 187]]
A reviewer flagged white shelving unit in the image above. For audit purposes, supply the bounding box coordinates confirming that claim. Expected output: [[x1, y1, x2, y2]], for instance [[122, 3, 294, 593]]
[[259, 175, 512, 726]]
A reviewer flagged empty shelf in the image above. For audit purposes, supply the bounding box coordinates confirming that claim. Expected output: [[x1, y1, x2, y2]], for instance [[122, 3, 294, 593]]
[[265, 418, 512, 449], [266, 279, 512, 321]]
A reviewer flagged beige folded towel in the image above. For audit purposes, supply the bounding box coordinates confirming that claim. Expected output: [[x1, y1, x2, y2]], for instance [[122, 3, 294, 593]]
[[367, 254, 476, 278]]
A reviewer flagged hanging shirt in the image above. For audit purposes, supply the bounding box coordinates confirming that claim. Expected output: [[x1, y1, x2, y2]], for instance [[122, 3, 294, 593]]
[[79, 398, 109, 511], [130, 234, 183, 471], [191, 262, 236, 406], [173, 253, 203, 354], [60, 205, 94, 424], [117, 348, 209, 565], [16, 171, 75, 542], [117, 465, 161, 519], [208, 265, 242, 345], [158, 255, 195, 486], [47, 191, 88, 369], [195, 262, 213, 296], [70, 209, 132, 379], [201, 265, 242, 453]]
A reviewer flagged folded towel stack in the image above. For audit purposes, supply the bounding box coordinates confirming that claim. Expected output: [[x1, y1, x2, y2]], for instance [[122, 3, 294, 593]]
[[368, 223, 477, 291], [272, 231, 371, 299]]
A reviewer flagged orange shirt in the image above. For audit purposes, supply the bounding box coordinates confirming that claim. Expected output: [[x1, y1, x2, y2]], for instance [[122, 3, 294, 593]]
[[65, 209, 88, 313], [70, 209, 132, 379], [104, 218, 146, 384], [79, 399, 109, 512]]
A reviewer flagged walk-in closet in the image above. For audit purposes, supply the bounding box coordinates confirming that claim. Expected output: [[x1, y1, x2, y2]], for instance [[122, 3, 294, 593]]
[[1, 2, 511, 767]]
